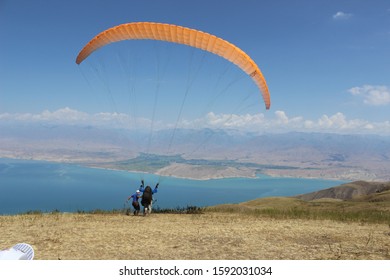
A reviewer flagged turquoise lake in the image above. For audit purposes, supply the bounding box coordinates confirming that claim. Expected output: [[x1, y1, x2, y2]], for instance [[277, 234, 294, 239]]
[[0, 158, 348, 214]]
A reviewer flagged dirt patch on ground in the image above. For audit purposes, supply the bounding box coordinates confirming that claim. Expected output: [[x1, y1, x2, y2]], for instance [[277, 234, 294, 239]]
[[1, 212, 389, 260]]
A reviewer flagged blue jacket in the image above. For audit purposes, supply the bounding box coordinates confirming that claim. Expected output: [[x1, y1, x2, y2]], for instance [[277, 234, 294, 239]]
[[128, 193, 141, 202], [139, 182, 158, 194]]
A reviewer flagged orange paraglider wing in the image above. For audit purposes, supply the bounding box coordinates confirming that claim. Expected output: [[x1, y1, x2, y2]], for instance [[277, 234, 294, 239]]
[[76, 22, 270, 109]]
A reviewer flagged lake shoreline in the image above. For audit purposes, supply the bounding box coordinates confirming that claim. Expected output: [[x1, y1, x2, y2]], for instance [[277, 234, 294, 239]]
[[78, 160, 354, 182], [0, 156, 358, 182], [0, 157, 349, 215]]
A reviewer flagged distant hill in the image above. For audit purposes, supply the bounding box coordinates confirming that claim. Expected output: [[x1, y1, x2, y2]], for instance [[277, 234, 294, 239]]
[[1, 122, 390, 180], [295, 181, 390, 201], [208, 180, 390, 224]]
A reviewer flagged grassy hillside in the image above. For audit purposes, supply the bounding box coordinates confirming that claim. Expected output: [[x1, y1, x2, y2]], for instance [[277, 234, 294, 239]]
[[207, 181, 390, 224], [295, 181, 390, 201]]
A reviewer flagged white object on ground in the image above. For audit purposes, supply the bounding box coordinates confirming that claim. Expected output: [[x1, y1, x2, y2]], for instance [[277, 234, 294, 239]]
[[0, 243, 34, 260]]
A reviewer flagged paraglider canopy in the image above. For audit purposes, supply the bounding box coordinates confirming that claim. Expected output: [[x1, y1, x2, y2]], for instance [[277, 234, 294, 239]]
[[76, 22, 271, 110]]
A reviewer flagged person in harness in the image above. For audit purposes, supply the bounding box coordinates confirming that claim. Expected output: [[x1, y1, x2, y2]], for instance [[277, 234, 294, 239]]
[[127, 189, 142, 216], [139, 180, 159, 216]]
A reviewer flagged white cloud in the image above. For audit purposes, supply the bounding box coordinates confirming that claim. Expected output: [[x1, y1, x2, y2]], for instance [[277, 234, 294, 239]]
[[275, 111, 289, 124], [0, 108, 144, 129], [1, 108, 390, 135], [39, 107, 89, 122], [348, 85, 390, 106], [180, 111, 390, 135], [184, 112, 267, 130], [333, 11, 352, 20]]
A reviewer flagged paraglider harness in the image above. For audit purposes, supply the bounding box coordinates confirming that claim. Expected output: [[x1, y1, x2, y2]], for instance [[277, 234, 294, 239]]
[[141, 181, 159, 215], [141, 186, 152, 206]]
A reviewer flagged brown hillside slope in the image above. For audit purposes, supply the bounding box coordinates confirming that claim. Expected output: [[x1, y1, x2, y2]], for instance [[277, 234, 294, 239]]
[[295, 181, 390, 201]]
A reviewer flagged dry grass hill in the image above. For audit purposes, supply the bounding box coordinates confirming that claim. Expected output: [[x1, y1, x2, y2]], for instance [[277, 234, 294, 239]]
[[295, 181, 390, 201]]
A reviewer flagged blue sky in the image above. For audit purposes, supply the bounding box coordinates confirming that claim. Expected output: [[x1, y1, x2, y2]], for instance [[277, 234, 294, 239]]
[[1, 0, 390, 134]]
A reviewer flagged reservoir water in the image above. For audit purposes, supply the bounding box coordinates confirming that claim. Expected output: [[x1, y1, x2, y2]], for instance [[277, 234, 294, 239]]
[[0, 158, 347, 214]]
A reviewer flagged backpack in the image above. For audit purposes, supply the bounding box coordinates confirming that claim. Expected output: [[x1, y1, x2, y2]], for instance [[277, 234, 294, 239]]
[[141, 186, 152, 206]]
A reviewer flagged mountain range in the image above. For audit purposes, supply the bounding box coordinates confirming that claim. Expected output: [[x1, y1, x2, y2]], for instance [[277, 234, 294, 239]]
[[1, 122, 389, 181]]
